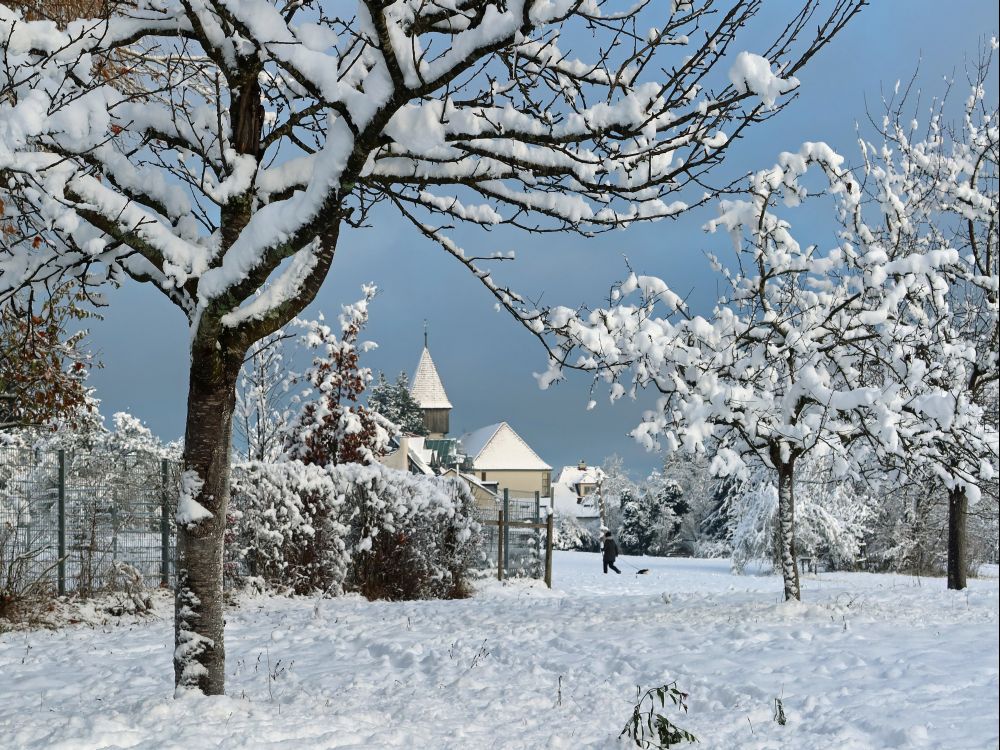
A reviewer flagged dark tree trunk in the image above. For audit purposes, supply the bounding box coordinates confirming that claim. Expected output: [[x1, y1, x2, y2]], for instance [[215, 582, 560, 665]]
[[947, 486, 968, 591], [174, 347, 240, 694], [776, 460, 801, 601]]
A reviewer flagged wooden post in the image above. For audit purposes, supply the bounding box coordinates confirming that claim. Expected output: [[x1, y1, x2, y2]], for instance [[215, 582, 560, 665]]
[[497, 508, 504, 582], [544, 512, 554, 588]]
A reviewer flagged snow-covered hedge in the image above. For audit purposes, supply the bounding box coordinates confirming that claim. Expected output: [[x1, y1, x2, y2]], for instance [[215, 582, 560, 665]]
[[230, 462, 481, 600], [552, 513, 598, 552]]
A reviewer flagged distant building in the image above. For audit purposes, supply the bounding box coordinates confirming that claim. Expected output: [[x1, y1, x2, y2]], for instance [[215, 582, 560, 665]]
[[553, 460, 605, 521], [410, 346, 452, 438], [458, 422, 552, 500], [378, 340, 553, 502]]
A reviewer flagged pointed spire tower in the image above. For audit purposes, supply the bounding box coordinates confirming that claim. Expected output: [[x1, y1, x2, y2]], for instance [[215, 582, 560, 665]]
[[410, 325, 452, 438]]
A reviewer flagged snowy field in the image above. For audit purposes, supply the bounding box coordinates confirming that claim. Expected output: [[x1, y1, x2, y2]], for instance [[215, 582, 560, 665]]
[[1, 553, 997, 750]]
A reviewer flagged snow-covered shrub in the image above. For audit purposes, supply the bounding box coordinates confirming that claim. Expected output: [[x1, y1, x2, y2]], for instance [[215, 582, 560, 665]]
[[0, 495, 55, 623], [727, 462, 871, 573], [553, 513, 598, 552], [230, 461, 351, 596], [345, 465, 480, 600], [230, 462, 480, 600]]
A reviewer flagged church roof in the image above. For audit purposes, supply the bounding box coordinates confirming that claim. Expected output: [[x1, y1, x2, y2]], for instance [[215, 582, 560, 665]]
[[410, 347, 452, 409], [459, 422, 551, 471]]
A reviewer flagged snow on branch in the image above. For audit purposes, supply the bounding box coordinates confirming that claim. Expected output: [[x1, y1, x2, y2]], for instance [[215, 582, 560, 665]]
[[2, 0, 864, 356]]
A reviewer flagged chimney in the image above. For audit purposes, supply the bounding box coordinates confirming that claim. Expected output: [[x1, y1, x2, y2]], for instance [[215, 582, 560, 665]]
[[577, 459, 587, 470]]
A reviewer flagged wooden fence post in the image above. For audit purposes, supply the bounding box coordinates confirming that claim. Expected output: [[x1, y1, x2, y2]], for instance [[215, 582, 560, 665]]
[[497, 508, 505, 581], [544, 512, 554, 588]]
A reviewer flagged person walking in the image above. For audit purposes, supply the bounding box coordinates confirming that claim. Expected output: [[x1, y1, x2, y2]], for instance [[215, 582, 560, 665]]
[[601, 528, 621, 574]]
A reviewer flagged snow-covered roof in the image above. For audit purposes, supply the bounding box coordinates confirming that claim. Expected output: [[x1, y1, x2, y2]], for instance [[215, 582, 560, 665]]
[[553, 482, 600, 518], [441, 467, 500, 501], [553, 464, 604, 518], [405, 437, 436, 476], [459, 422, 551, 471], [410, 347, 452, 409], [555, 465, 606, 487]]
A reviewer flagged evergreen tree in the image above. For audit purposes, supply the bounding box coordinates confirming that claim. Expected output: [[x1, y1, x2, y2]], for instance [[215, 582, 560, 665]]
[[618, 487, 645, 555], [368, 371, 427, 436]]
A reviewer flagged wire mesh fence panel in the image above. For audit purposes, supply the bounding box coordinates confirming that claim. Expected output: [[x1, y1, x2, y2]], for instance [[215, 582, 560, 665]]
[[1, 446, 59, 598], [472, 494, 547, 580], [0, 447, 178, 596]]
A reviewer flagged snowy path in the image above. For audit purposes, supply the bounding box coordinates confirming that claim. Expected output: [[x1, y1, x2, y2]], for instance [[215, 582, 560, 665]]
[[1, 553, 997, 749]]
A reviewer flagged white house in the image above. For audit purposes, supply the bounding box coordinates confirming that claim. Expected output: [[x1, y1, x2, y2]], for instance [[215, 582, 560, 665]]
[[382, 341, 554, 502], [552, 460, 605, 521], [458, 422, 552, 500]]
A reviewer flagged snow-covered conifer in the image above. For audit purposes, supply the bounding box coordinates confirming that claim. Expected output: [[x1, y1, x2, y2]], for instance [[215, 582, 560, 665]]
[[368, 371, 427, 436]]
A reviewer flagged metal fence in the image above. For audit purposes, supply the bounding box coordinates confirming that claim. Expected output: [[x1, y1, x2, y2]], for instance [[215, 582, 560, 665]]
[[1, 446, 554, 597], [0, 446, 178, 595], [474, 490, 552, 583]]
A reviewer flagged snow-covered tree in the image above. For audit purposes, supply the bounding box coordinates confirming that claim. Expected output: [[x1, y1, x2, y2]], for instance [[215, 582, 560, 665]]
[[234, 330, 292, 462], [662, 452, 720, 554], [368, 371, 427, 436], [725, 458, 872, 573], [535, 137, 994, 600], [848, 63, 999, 589], [284, 286, 389, 466], [0, 0, 864, 691]]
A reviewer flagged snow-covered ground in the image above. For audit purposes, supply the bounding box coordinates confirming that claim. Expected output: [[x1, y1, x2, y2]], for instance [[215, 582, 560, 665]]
[[1, 553, 997, 749]]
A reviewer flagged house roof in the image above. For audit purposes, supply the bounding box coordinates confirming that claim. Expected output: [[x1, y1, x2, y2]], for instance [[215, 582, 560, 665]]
[[555, 465, 606, 487], [552, 464, 604, 518], [441, 467, 500, 501], [410, 347, 452, 409], [459, 422, 551, 471]]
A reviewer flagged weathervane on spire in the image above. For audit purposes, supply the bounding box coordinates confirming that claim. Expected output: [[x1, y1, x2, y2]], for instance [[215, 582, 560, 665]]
[[424, 319, 428, 349]]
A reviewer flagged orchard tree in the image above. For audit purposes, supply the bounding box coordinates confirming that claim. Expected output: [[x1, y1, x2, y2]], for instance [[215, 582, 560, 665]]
[[534, 142, 988, 600], [851, 65, 999, 589], [0, 0, 864, 692]]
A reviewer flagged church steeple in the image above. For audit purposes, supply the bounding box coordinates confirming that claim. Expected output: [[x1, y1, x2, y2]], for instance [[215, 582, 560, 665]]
[[410, 339, 452, 437]]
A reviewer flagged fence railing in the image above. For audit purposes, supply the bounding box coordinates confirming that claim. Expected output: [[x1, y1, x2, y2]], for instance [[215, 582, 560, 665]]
[[1, 446, 178, 595]]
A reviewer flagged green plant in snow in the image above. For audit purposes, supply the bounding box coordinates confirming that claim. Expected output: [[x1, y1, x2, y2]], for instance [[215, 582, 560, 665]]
[[620, 682, 698, 748]]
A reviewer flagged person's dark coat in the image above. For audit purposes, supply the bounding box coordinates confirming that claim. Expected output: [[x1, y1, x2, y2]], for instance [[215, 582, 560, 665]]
[[602, 536, 619, 562]]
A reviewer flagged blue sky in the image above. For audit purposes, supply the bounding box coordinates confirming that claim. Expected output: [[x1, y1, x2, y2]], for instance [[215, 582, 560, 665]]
[[85, 1, 999, 479]]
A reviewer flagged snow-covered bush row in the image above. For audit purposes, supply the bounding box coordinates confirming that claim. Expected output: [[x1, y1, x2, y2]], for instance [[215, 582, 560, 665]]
[[230, 461, 481, 600]]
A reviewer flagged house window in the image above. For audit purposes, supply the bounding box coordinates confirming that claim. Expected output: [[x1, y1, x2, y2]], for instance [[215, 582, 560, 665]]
[[481, 472, 487, 481]]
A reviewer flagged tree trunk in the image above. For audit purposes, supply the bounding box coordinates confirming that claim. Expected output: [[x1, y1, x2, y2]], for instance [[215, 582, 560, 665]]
[[947, 486, 968, 591], [776, 461, 801, 601], [596, 478, 607, 531], [174, 348, 239, 695]]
